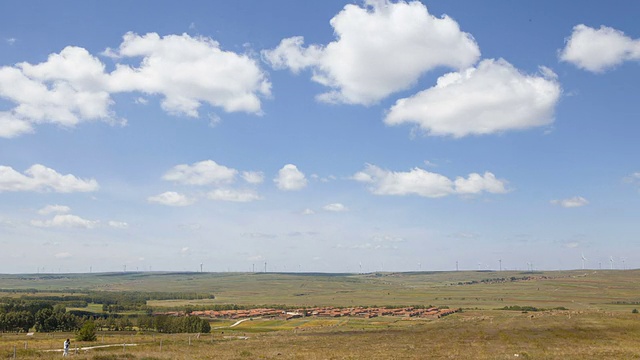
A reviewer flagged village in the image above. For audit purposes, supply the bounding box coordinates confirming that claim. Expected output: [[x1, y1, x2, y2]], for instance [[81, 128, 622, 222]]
[[175, 306, 459, 320]]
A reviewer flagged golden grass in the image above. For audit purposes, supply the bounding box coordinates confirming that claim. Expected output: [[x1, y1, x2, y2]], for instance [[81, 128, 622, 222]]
[[1, 310, 640, 359]]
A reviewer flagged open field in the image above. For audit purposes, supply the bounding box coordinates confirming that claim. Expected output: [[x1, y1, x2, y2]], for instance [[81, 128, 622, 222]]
[[1, 310, 639, 359], [2, 270, 640, 311], [1, 270, 640, 358]]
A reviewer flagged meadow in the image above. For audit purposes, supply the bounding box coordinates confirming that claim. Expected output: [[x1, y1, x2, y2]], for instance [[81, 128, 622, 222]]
[[1, 270, 639, 359]]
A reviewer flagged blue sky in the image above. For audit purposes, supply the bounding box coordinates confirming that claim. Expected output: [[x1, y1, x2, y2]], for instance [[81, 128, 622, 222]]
[[1, 1, 639, 273]]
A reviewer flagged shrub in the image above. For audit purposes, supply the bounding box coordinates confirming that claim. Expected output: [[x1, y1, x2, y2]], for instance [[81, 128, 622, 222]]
[[632, 308, 638, 314], [76, 319, 97, 341]]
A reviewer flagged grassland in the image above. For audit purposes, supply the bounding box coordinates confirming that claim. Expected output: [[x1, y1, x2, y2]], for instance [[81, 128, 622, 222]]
[[1, 270, 640, 359]]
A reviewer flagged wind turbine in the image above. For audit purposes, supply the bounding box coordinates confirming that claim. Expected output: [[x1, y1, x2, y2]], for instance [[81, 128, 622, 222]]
[[581, 253, 587, 270], [609, 256, 614, 270]]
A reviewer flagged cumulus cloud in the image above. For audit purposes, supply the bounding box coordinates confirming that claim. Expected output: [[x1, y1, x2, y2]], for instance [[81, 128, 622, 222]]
[[551, 196, 589, 208], [162, 160, 237, 185], [31, 214, 99, 229], [207, 189, 262, 202], [560, 24, 640, 72], [242, 171, 264, 184], [148, 191, 195, 206], [0, 33, 270, 138], [274, 164, 307, 191], [158, 160, 263, 203], [106, 32, 271, 116], [0, 47, 117, 138], [0, 113, 33, 138], [385, 59, 561, 137], [263, 0, 479, 105], [0, 164, 98, 193], [323, 203, 348, 212], [353, 164, 508, 198], [38, 205, 71, 215], [454, 172, 508, 195]]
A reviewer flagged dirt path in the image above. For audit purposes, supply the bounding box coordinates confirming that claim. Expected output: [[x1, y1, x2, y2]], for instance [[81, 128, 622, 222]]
[[44, 343, 138, 352], [213, 318, 251, 329]]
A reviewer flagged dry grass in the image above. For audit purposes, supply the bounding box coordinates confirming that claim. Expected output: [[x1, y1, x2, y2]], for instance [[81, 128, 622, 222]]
[[2, 270, 640, 358], [2, 310, 640, 359]]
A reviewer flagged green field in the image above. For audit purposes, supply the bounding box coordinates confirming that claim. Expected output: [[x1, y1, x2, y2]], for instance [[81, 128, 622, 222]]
[[1, 270, 639, 359]]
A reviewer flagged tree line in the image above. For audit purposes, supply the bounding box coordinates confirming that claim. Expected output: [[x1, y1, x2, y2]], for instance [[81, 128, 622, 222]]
[[0, 297, 210, 334]]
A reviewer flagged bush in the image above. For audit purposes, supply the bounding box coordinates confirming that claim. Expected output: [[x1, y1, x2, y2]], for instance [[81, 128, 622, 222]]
[[76, 320, 97, 341], [632, 308, 638, 314]]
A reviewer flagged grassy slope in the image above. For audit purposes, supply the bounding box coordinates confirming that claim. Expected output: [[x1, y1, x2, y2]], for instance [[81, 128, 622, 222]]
[[1, 270, 640, 311], [1, 270, 640, 359]]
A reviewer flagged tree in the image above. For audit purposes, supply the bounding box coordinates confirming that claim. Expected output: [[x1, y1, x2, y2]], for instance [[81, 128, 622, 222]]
[[632, 308, 638, 314], [76, 320, 97, 341]]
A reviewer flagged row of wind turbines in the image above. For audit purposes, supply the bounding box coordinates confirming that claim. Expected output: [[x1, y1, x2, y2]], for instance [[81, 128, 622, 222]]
[[581, 253, 627, 270]]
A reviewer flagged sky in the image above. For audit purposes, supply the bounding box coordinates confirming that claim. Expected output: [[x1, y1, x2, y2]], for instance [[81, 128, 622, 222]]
[[1, 1, 639, 274]]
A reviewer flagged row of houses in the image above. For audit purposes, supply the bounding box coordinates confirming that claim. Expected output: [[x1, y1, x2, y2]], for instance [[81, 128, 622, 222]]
[[172, 306, 459, 320]]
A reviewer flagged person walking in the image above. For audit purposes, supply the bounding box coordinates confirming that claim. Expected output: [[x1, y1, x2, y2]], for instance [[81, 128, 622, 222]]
[[63, 339, 70, 357]]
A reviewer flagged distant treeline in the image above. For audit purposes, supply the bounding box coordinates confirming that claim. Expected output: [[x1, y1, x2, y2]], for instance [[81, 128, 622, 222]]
[[0, 299, 80, 332], [497, 305, 568, 312], [453, 276, 550, 286], [0, 291, 214, 313], [610, 301, 640, 305], [0, 293, 214, 334]]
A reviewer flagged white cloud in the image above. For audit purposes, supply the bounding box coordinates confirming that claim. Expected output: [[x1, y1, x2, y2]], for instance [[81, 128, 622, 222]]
[[0, 112, 33, 138], [551, 196, 589, 208], [454, 172, 509, 195], [162, 160, 237, 186], [207, 189, 261, 202], [274, 164, 307, 191], [353, 164, 453, 198], [323, 203, 348, 212], [31, 214, 99, 229], [148, 191, 195, 206], [301, 208, 315, 215], [242, 171, 264, 184], [353, 164, 508, 198], [0, 46, 116, 138], [559, 24, 640, 72], [107, 32, 271, 116], [6, 38, 16, 45], [623, 172, 640, 185], [263, 0, 479, 105], [55, 252, 72, 259], [385, 59, 561, 137], [0, 33, 270, 138], [108, 221, 129, 229], [38, 205, 71, 215], [134, 97, 148, 105], [0, 164, 99, 193], [159, 161, 264, 203]]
